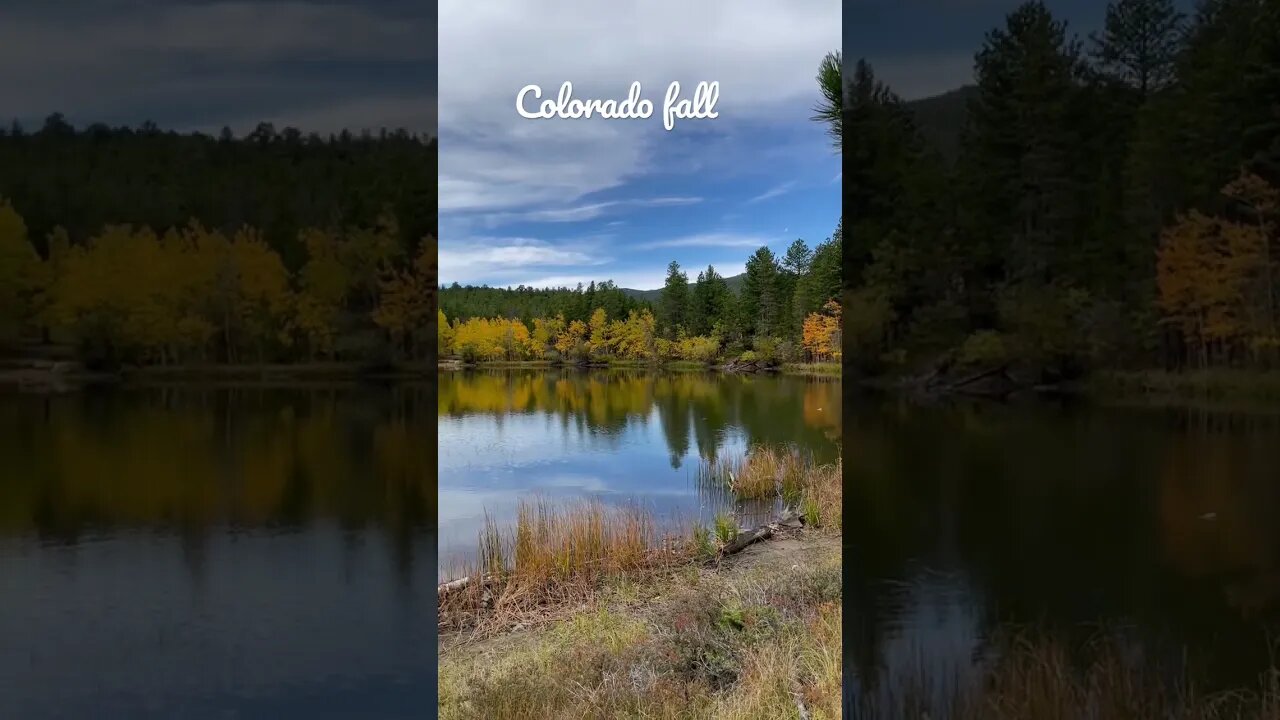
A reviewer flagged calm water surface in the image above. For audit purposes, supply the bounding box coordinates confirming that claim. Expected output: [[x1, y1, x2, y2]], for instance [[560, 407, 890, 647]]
[[0, 385, 436, 719], [437, 369, 843, 577], [847, 395, 1280, 712]]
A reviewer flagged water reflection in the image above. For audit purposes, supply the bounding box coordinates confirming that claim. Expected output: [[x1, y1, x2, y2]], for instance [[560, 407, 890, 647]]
[[436, 369, 841, 575], [847, 395, 1280, 706], [0, 386, 437, 719]]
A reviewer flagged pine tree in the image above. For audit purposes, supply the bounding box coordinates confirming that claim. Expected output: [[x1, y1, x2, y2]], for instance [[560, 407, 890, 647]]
[[691, 265, 730, 337], [742, 247, 782, 339], [1091, 0, 1185, 97], [658, 261, 691, 339]]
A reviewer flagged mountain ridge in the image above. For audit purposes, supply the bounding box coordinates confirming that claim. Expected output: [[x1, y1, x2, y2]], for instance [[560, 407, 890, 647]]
[[620, 272, 745, 303]]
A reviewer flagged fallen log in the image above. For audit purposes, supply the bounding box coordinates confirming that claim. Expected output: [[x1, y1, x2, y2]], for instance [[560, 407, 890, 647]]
[[718, 508, 804, 557], [437, 573, 499, 598], [720, 524, 774, 555], [949, 364, 1009, 390]]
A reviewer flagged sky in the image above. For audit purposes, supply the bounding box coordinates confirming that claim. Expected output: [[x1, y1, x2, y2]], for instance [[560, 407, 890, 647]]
[[845, 0, 1200, 100], [438, 0, 842, 292], [0, 0, 437, 136]]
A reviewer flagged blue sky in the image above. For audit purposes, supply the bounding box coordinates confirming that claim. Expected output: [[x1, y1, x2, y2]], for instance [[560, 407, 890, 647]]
[[845, 0, 1199, 100], [438, 0, 841, 291], [0, 1, 436, 136]]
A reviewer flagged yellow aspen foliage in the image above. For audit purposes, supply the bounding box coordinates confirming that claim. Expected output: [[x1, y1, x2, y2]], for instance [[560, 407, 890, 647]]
[[614, 309, 657, 359], [588, 308, 609, 357], [555, 319, 588, 360], [530, 316, 559, 358], [438, 310, 453, 356], [372, 268, 430, 358], [295, 228, 350, 359], [0, 199, 40, 345], [229, 226, 294, 359]]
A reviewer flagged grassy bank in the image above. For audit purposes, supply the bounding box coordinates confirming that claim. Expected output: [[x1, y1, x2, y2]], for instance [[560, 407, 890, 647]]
[[439, 446, 842, 718], [440, 537, 841, 720], [780, 362, 841, 377], [1093, 369, 1280, 402], [856, 628, 1280, 719]]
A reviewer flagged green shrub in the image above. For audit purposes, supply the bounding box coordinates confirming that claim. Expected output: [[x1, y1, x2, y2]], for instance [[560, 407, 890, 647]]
[[713, 513, 738, 546], [958, 330, 1009, 367]]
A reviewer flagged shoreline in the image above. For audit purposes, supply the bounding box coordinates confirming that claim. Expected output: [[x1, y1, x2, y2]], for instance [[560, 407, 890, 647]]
[[12, 361, 1279, 406], [438, 448, 842, 718], [438, 358, 843, 376], [439, 525, 841, 719], [850, 368, 1280, 406]]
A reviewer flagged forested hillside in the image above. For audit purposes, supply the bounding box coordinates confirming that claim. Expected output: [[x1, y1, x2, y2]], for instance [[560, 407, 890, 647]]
[[844, 0, 1280, 380], [904, 85, 978, 160], [0, 119, 438, 367]]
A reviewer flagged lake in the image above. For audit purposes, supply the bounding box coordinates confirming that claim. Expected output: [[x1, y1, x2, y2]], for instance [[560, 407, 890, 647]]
[[847, 394, 1280, 712], [0, 385, 437, 719], [437, 369, 843, 578]]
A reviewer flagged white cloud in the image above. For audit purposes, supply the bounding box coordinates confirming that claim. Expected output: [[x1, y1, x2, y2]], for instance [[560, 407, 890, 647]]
[[636, 232, 773, 250], [481, 196, 703, 225], [439, 238, 609, 285], [746, 181, 798, 204], [438, 0, 840, 216]]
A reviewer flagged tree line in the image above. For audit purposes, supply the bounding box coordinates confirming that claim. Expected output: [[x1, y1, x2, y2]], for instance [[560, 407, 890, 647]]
[[0, 120, 438, 367], [844, 0, 1280, 378], [0, 200, 438, 366], [438, 231, 843, 365], [0, 116, 437, 265]]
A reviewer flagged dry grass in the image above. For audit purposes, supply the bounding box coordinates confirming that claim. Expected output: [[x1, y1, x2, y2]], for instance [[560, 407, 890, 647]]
[[439, 551, 843, 720], [441, 498, 696, 633], [856, 628, 1280, 720], [442, 444, 842, 641], [699, 446, 842, 530]]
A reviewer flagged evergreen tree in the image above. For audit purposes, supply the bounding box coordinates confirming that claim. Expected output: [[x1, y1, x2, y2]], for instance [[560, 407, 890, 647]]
[[691, 265, 730, 337], [741, 248, 782, 339], [657, 261, 691, 339], [957, 1, 1086, 294], [1090, 0, 1186, 97]]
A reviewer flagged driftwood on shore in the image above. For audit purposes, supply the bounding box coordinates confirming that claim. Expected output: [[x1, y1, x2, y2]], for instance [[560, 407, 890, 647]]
[[912, 360, 1020, 398], [718, 508, 805, 557], [719, 359, 782, 374], [437, 573, 499, 598]]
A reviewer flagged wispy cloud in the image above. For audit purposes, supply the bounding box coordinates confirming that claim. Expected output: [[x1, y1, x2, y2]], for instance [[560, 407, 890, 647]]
[[495, 196, 703, 224], [746, 181, 797, 204], [439, 238, 609, 285], [439, 0, 839, 215], [832, 171, 841, 183], [636, 232, 774, 250]]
